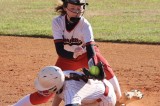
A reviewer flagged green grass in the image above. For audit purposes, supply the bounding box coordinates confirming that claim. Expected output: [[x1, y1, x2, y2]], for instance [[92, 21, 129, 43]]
[[0, 0, 55, 36], [0, 0, 160, 44], [85, 0, 160, 43]]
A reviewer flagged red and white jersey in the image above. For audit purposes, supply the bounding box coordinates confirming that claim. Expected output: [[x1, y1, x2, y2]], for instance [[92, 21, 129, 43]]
[[52, 15, 94, 52], [58, 71, 116, 106]]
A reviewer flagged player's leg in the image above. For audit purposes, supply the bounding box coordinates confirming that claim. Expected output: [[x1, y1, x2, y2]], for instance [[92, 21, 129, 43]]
[[99, 95, 116, 106], [99, 86, 116, 106], [55, 53, 88, 71], [99, 80, 117, 106]]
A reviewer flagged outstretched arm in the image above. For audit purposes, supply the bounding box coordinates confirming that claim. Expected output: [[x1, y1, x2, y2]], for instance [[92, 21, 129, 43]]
[[109, 76, 122, 101]]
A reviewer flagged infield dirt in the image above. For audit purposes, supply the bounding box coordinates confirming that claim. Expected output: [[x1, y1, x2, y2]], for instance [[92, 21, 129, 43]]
[[0, 36, 160, 106]]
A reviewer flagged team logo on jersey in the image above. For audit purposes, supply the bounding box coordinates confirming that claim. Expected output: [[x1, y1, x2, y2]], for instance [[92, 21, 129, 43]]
[[63, 37, 82, 46]]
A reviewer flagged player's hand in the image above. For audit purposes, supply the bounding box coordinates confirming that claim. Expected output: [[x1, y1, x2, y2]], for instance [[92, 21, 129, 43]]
[[73, 46, 84, 58]]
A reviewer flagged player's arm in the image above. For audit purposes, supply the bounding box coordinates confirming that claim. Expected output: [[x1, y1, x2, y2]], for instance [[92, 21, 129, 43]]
[[82, 19, 97, 64], [108, 76, 122, 101], [52, 94, 62, 106], [86, 42, 96, 59], [54, 39, 74, 59], [86, 42, 122, 101], [86, 41, 98, 66]]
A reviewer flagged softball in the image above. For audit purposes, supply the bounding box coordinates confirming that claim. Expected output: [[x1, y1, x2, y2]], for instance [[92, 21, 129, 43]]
[[89, 66, 100, 76]]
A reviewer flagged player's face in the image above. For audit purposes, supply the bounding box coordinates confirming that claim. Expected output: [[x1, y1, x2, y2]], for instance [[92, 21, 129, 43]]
[[65, 3, 84, 18]]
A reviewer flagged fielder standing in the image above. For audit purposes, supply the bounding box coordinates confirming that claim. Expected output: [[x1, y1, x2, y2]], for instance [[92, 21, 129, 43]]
[[52, 0, 121, 105]]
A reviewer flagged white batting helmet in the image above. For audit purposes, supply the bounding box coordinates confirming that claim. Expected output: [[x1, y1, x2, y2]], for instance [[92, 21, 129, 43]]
[[34, 66, 65, 92]]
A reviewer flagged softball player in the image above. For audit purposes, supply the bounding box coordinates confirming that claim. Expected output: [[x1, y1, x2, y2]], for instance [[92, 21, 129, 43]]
[[14, 0, 121, 105], [13, 66, 117, 106], [52, 0, 121, 105]]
